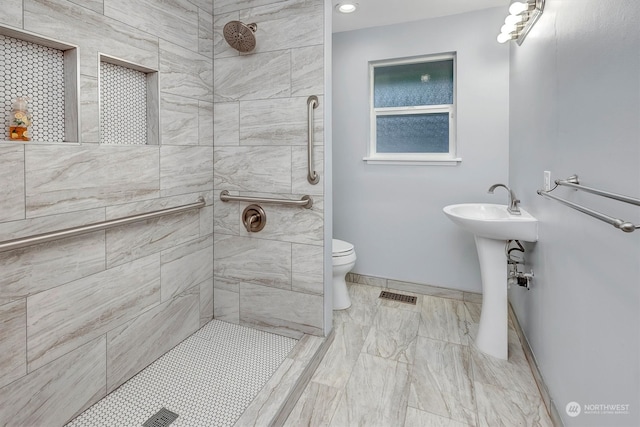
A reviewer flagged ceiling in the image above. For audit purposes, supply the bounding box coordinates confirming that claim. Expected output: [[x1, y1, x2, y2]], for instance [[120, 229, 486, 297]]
[[332, 0, 508, 33]]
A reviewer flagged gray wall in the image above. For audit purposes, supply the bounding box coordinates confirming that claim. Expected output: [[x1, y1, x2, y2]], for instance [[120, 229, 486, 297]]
[[212, 0, 327, 338], [0, 0, 214, 425], [332, 7, 510, 292], [508, 0, 640, 425]]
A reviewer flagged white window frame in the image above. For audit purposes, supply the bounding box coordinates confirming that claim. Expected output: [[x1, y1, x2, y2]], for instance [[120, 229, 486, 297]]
[[364, 53, 461, 165]]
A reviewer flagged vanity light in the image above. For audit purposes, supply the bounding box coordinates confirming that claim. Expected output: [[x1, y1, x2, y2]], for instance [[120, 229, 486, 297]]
[[335, 2, 358, 13], [497, 0, 545, 45]]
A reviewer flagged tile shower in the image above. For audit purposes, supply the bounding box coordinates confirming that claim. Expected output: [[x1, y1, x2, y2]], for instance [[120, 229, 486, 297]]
[[0, 0, 326, 426]]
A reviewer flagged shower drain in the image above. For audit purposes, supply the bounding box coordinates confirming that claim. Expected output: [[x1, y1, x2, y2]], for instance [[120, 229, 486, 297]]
[[142, 408, 178, 427], [379, 290, 417, 305]]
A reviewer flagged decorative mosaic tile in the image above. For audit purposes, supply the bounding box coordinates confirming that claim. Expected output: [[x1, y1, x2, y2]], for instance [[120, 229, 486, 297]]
[[0, 34, 65, 142], [66, 320, 297, 427], [100, 61, 147, 145]]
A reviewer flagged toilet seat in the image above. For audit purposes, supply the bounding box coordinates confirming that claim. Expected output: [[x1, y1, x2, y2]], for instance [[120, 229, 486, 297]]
[[333, 239, 354, 257]]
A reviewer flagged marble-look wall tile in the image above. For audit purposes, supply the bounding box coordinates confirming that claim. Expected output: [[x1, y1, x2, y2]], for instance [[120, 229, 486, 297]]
[[0, 0, 23, 27], [0, 145, 25, 222], [160, 39, 213, 102], [105, 0, 198, 51], [213, 11, 239, 59], [192, 0, 213, 14], [198, 7, 213, 58], [80, 75, 99, 143], [0, 232, 105, 304], [27, 254, 161, 371], [240, 283, 323, 337], [200, 277, 214, 326], [292, 146, 324, 196], [214, 283, 240, 324], [213, 146, 291, 193], [160, 145, 213, 197], [200, 203, 214, 236], [0, 299, 26, 389], [213, 102, 239, 145], [404, 407, 473, 427], [214, 50, 291, 102], [24, 0, 158, 77], [240, 0, 323, 53], [283, 381, 342, 427], [292, 243, 324, 295], [409, 337, 476, 425], [106, 286, 200, 392], [0, 336, 106, 427], [105, 195, 201, 267], [214, 0, 273, 14], [291, 45, 324, 97], [215, 234, 291, 289], [238, 193, 323, 245], [25, 144, 159, 217], [330, 353, 411, 426], [160, 93, 200, 146], [239, 96, 323, 146], [214, 189, 239, 235], [419, 296, 470, 345], [68, 0, 103, 13], [0, 207, 104, 242], [161, 235, 214, 301], [198, 101, 214, 145], [475, 382, 553, 427]]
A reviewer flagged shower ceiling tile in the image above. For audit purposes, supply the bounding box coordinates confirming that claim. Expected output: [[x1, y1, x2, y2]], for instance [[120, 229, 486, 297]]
[[0, 145, 25, 222], [213, 146, 291, 193], [214, 50, 290, 102]]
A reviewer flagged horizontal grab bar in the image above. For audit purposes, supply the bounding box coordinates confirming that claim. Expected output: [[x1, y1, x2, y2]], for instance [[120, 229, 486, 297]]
[[556, 175, 640, 206], [0, 197, 206, 253], [537, 190, 637, 233], [219, 190, 313, 209]]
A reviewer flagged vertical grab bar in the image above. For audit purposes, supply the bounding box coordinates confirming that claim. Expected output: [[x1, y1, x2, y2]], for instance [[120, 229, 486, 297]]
[[307, 95, 320, 184]]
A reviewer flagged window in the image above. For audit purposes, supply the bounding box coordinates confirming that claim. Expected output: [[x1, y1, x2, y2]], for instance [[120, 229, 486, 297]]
[[365, 53, 459, 165]]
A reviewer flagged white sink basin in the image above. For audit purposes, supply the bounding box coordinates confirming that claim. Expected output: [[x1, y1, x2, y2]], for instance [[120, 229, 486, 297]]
[[443, 203, 538, 242]]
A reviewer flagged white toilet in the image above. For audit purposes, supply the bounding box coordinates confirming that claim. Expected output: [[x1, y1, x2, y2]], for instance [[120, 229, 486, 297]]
[[332, 239, 356, 310]]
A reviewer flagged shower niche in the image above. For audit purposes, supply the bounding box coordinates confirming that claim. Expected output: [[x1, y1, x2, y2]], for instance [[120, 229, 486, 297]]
[[99, 54, 159, 145], [0, 25, 80, 143]]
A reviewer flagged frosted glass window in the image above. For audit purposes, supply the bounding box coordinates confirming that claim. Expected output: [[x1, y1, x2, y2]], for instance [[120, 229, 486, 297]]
[[367, 53, 458, 164], [376, 113, 449, 153]]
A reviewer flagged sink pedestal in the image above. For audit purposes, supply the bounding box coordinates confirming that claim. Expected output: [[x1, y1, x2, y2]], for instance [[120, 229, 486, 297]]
[[474, 236, 508, 360]]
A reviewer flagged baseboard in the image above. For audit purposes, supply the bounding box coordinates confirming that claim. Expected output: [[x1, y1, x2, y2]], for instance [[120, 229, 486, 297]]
[[509, 303, 564, 427]]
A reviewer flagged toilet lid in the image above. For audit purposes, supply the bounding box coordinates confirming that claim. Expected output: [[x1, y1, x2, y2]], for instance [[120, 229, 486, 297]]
[[333, 239, 354, 256]]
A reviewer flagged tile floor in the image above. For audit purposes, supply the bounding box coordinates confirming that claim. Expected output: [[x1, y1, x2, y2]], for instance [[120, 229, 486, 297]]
[[284, 282, 554, 427], [66, 320, 297, 427]]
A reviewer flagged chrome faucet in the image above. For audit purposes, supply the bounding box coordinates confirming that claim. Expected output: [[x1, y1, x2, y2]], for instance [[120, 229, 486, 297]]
[[488, 183, 521, 215]]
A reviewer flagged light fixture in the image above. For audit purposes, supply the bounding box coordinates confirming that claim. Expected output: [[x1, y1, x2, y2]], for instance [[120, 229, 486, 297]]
[[497, 0, 545, 45], [335, 2, 358, 13]]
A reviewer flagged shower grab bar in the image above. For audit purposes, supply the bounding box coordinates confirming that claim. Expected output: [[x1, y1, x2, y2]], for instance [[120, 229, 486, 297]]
[[219, 190, 313, 209], [0, 196, 206, 253], [537, 190, 638, 233], [555, 175, 640, 206], [307, 95, 320, 185]]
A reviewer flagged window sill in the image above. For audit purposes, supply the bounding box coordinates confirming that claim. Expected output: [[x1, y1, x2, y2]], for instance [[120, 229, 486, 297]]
[[363, 156, 462, 166]]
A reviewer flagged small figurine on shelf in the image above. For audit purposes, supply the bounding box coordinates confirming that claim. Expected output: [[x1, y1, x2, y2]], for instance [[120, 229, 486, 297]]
[[8, 96, 32, 141]]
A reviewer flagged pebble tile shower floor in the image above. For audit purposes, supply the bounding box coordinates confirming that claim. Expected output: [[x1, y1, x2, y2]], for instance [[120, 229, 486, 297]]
[[66, 320, 297, 427]]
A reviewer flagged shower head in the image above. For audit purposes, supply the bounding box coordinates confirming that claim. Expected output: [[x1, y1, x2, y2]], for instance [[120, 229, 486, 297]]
[[223, 21, 258, 53]]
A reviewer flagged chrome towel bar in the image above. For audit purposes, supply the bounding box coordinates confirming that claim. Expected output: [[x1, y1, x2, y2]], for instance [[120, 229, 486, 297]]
[[307, 95, 320, 185], [0, 196, 206, 252], [219, 190, 313, 209], [538, 174, 639, 233]]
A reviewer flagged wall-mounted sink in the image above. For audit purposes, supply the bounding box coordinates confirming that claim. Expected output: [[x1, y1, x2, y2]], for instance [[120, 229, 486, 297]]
[[443, 203, 538, 360], [443, 203, 538, 242]]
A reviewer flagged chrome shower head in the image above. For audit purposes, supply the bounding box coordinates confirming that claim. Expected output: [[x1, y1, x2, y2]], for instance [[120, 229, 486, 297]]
[[223, 21, 258, 53]]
